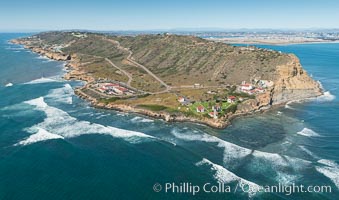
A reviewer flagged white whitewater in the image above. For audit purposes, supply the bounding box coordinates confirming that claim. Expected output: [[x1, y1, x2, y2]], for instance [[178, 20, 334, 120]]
[[297, 128, 320, 137], [196, 158, 259, 198], [5, 83, 13, 87], [172, 128, 311, 185], [17, 97, 155, 145], [17, 127, 64, 146], [316, 91, 336, 102], [46, 84, 74, 104], [131, 116, 154, 123], [24, 77, 58, 85], [316, 159, 339, 188]]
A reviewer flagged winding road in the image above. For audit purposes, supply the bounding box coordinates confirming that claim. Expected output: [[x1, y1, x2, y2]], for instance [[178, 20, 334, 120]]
[[104, 38, 171, 94], [104, 58, 133, 86]]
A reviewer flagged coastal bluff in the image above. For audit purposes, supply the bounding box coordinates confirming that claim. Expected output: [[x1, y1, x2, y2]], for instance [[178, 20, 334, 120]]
[[236, 54, 322, 113], [272, 54, 322, 104]]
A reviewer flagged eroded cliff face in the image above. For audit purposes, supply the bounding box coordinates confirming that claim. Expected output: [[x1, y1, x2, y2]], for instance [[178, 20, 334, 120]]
[[237, 54, 322, 114], [11, 39, 71, 61], [29, 47, 71, 61], [271, 54, 322, 105]]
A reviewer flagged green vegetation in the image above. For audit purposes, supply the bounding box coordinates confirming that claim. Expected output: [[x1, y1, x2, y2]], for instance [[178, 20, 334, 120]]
[[137, 104, 169, 111], [225, 103, 238, 113], [228, 91, 255, 99], [188, 100, 232, 116], [98, 97, 120, 104], [26, 31, 289, 90]]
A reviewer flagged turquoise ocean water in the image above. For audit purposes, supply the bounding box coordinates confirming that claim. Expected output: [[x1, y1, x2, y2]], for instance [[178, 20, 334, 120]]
[[0, 33, 338, 200]]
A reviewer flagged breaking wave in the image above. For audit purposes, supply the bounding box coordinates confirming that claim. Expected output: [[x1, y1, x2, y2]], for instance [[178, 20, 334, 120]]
[[46, 84, 73, 104], [17, 97, 155, 145], [171, 128, 252, 165], [316, 159, 339, 188], [131, 116, 154, 123], [297, 128, 320, 137], [314, 81, 335, 102], [16, 127, 64, 146], [24, 77, 58, 85], [196, 158, 259, 198], [5, 46, 24, 50], [5, 83, 13, 87], [299, 145, 319, 159], [316, 91, 336, 102], [172, 128, 310, 185], [36, 55, 50, 61]]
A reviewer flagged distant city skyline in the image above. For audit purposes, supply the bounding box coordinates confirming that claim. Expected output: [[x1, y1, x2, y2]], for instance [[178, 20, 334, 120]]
[[1, 0, 339, 32]]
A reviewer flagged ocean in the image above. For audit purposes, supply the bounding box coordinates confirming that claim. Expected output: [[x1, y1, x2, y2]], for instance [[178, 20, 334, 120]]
[[0, 33, 338, 200]]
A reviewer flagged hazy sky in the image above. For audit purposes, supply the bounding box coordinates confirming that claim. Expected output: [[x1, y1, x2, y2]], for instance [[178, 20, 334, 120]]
[[1, 0, 339, 31]]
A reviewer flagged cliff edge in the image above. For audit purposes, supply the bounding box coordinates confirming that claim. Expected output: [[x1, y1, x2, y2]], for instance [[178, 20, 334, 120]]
[[272, 54, 322, 104]]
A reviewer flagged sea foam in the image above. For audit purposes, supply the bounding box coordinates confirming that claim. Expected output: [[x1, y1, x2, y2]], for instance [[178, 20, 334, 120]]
[[196, 158, 259, 198], [297, 128, 320, 137], [5, 83, 13, 87], [24, 77, 58, 85], [17, 97, 155, 145], [316, 159, 339, 188], [46, 84, 74, 104], [17, 127, 64, 146], [131, 116, 154, 123], [316, 91, 336, 102], [171, 128, 252, 165], [171, 128, 310, 185]]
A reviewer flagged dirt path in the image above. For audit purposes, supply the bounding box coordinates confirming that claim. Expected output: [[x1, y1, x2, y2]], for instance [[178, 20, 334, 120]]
[[104, 38, 171, 93], [104, 58, 133, 86]]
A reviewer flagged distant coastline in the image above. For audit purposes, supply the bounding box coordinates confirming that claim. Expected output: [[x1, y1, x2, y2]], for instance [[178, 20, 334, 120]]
[[207, 38, 339, 45]]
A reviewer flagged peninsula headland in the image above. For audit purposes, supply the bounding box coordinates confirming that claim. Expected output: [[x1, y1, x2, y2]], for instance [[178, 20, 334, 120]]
[[11, 31, 323, 128]]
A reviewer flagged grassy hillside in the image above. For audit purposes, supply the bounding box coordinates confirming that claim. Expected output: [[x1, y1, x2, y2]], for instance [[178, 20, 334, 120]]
[[20, 31, 291, 90], [113, 34, 289, 85]]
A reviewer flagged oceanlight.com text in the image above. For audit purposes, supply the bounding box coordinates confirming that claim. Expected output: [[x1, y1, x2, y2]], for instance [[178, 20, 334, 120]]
[[153, 182, 332, 196]]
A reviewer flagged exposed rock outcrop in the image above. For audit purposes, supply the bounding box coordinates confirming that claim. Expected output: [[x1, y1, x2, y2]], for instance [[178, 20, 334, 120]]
[[271, 54, 322, 104], [236, 54, 322, 114]]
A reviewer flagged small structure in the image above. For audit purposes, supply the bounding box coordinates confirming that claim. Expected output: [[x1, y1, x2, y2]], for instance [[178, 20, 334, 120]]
[[258, 80, 274, 88], [208, 110, 218, 119], [178, 97, 186, 103], [227, 96, 237, 103], [196, 105, 205, 113], [241, 84, 254, 91], [178, 96, 191, 105], [113, 86, 128, 95], [212, 104, 221, 112], [96, 82, 132, 96]]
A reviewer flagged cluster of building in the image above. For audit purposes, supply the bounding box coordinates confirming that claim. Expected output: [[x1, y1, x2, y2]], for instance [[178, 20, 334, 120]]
[[178, 96, 191, 106], [177, 92, 241, 119], [71, 32, 87, 38], [95, 82, 135, 96], [239, 80, 273, 95], [196, 104, 222, 119]]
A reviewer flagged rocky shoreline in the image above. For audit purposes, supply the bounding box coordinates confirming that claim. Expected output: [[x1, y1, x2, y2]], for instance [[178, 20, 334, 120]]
[[11, 38, 323, 129]]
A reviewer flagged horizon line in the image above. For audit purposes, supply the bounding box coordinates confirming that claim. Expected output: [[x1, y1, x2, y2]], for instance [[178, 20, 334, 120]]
[[1, 27, 339, 33]]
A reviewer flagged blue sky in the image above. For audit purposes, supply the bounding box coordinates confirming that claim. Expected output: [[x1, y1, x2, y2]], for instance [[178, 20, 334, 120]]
[[1, 0, 338, 31]]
